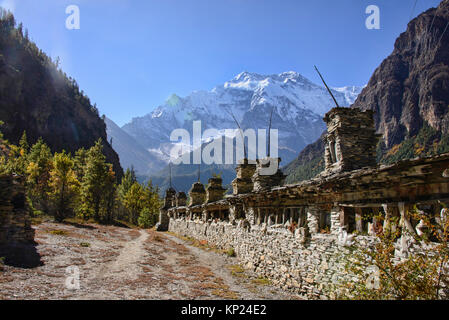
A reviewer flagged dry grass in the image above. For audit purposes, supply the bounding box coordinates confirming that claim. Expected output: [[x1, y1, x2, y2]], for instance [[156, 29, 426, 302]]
[[228, 264, 247, 278], [193, 282, 222, 290], [152, 234, 164, 243], [251, 277, 271, 286], [48, 230, 68, 236], [211, 287, 239, 300], [127, 229, 141, 239]]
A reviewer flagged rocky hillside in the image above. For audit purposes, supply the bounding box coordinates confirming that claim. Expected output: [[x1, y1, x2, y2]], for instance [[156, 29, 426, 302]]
[[283, 133, 326, 184], [285, 0, 449, 184], [0, 10, 123, 179]]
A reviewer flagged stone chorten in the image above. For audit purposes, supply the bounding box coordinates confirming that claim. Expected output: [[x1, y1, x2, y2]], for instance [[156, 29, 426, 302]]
[[188, 182, 206, 206], [175, 192, 187, 207], [163, 187, 176, 209], [232, 159, 257, 195], [156, 187, 176, 231], [206, 176, 226, 203], [323, 107, 380, 176], [252, 158, 286, 192]]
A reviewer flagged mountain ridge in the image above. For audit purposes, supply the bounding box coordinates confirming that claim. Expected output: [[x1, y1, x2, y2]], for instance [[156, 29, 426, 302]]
[[119, 71, 362, 179]]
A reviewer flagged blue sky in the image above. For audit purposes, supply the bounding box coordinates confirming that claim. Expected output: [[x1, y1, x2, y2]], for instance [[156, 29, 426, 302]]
[[1, 0, 442, 126]]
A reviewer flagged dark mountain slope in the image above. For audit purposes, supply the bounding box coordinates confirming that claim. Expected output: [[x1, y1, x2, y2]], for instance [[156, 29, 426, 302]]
[[285, 0, 449, 184], [0, 11, 122, 179], [283, 132, 325, 184]]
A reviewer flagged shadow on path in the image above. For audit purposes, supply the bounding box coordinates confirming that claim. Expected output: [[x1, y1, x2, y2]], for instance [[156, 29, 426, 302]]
[[0, 242, 43, 268]]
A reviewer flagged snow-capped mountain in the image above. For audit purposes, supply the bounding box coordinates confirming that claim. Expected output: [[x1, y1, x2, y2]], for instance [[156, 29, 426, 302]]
[[121, 71, 363, 177], [332, 85, 366, 106]]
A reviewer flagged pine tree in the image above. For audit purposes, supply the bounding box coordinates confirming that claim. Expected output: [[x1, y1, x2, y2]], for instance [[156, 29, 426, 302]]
[[26, 138, 53, 213], [0, 121, 7, 175], [137, 180, 162, 228], [48, 152, 80, 222], [14, 131, 29, 175], [118, 167, 137, 199], [73, 147, 88, 180], [123, 182, 145, 225], [117, 167, 137, 221], [102, 164, 117, 224], [78, 139, 116, 223], [19, 131, 29, 153]]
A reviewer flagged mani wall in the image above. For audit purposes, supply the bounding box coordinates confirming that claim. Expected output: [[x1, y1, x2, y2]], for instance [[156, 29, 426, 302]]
[[159, 107, 449, 299]]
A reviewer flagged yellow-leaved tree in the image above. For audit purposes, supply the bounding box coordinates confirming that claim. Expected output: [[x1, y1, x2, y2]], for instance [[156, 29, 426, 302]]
[[48, 151, 80, 222]]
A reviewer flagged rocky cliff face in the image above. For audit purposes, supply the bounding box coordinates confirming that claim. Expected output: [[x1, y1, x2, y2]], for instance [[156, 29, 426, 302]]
[[353, 0, 449, 148], [0, 12, 123, 179], [286, 0, 449, 184]]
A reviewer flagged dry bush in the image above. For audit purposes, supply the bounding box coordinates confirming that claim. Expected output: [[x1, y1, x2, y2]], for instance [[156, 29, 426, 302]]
[[337, 207, 449, 300]]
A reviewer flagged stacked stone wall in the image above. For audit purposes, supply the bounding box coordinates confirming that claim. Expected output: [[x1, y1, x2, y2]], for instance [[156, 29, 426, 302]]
[[0, 175, 34, 244], [169, 217, 378, 299]]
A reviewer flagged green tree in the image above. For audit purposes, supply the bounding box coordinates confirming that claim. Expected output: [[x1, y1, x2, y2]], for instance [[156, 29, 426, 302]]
[[0, 121, 7, 175], [19, 131, 29, 153], [137, 180, 162, 228], [116, 167, 137, 221], [48, 152, 80, 222], [73, 148, 88, 180], [1, 131, 29, 176], [102, 164, 117, 224], [118, 167, 137, 199], [138, 208, 158, 228], [78, 139, 113, 222], [26, 138, 53, 213], [123, 182, 145, 225]]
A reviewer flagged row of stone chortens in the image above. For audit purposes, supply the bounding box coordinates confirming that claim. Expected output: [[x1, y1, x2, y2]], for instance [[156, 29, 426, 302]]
[[159, 106, 446, 230], [158, 107, 449, 234], [158, 107, 449, 298]]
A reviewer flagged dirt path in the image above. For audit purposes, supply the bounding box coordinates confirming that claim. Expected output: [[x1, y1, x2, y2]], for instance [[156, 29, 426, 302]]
[[0, 222, 296, 300], [165, 234, 293, 300], [96, 230, 149, 281]]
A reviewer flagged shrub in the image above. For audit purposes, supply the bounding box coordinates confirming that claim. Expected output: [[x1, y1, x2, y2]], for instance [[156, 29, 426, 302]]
[[226, 248, 236, 257], [336, 206, 449, 300], [138, 208, 158, 229]]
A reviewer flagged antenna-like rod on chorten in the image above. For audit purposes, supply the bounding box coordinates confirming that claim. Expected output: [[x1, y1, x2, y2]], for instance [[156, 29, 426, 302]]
[[267, 106, 275, 157], [224, 107, 248, 160], [169, 162, 173, 189], [197, 163, 201, 182], [314, 65, 340, 108]]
